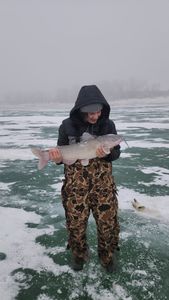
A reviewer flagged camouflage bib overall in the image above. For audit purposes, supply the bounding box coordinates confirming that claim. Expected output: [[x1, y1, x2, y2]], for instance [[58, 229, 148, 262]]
[[61, 158, 120, 267]]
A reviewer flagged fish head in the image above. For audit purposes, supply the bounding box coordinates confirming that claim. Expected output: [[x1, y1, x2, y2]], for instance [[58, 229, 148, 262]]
[[97, 134, 123, 150]]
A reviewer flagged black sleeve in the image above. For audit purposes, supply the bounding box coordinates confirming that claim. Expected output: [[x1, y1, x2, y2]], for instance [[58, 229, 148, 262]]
[[57, 123, 69, 146], [103, 120, 121, 162], [55, 123, 69, 165], [104, 145, 121, 162]]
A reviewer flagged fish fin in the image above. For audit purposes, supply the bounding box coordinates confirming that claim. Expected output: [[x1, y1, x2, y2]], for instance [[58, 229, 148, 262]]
[[80, 132, 95, 142], [102, 145, 110, 154], [81, 159, 89, 166], [62, 159, 77, 165]]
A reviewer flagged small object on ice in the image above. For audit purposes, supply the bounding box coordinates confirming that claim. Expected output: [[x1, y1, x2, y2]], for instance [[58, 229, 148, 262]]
[[132, 198, 146, 211]]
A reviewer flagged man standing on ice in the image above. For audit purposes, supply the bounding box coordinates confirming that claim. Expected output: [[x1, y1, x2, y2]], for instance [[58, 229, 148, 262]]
[[49, 85, 121, 272]]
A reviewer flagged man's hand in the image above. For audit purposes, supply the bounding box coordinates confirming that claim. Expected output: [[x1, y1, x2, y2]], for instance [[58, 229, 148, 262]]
[[49, 148, 62, 163], [96, 146, 107, 158]]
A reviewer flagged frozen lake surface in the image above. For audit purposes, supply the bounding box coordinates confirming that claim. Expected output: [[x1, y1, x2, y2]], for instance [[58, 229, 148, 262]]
[[0, 98, 169, 300]]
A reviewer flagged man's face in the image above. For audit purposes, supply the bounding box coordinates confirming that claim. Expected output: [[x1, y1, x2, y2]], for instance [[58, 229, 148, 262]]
[[85, 110, 102, 124]]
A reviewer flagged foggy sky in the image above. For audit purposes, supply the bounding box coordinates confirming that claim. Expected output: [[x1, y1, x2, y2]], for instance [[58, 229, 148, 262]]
[[0, 0, 169, 98]]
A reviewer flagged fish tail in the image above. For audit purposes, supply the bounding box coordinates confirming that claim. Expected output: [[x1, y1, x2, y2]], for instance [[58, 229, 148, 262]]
[[31, 148, 49, 170], [38, 156, 49, 170]]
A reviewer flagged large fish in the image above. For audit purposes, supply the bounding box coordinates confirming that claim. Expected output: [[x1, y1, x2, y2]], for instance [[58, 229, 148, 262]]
[[31, 133, 124, 170]]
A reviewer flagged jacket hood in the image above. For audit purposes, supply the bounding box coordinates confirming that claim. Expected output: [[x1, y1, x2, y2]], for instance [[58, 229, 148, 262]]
[[70, 85, 110, 122]]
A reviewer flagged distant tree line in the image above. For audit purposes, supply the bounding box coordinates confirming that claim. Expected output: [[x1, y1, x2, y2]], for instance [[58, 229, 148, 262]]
[[98, 79, 169, 101], [1, 79, 169, 105]]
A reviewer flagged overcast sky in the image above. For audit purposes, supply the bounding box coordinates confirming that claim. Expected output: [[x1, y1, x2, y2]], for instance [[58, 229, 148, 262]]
[[0, 0, 169, 98]]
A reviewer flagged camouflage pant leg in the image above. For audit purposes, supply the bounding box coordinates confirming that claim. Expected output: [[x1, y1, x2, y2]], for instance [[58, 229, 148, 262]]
[[61, 165, 90, 261], [88, 161, 120, 266], [90, 186, 120, 266]]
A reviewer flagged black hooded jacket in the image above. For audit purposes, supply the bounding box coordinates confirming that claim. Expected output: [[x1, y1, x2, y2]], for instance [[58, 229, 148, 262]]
[[57, 85, 120, 162]]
